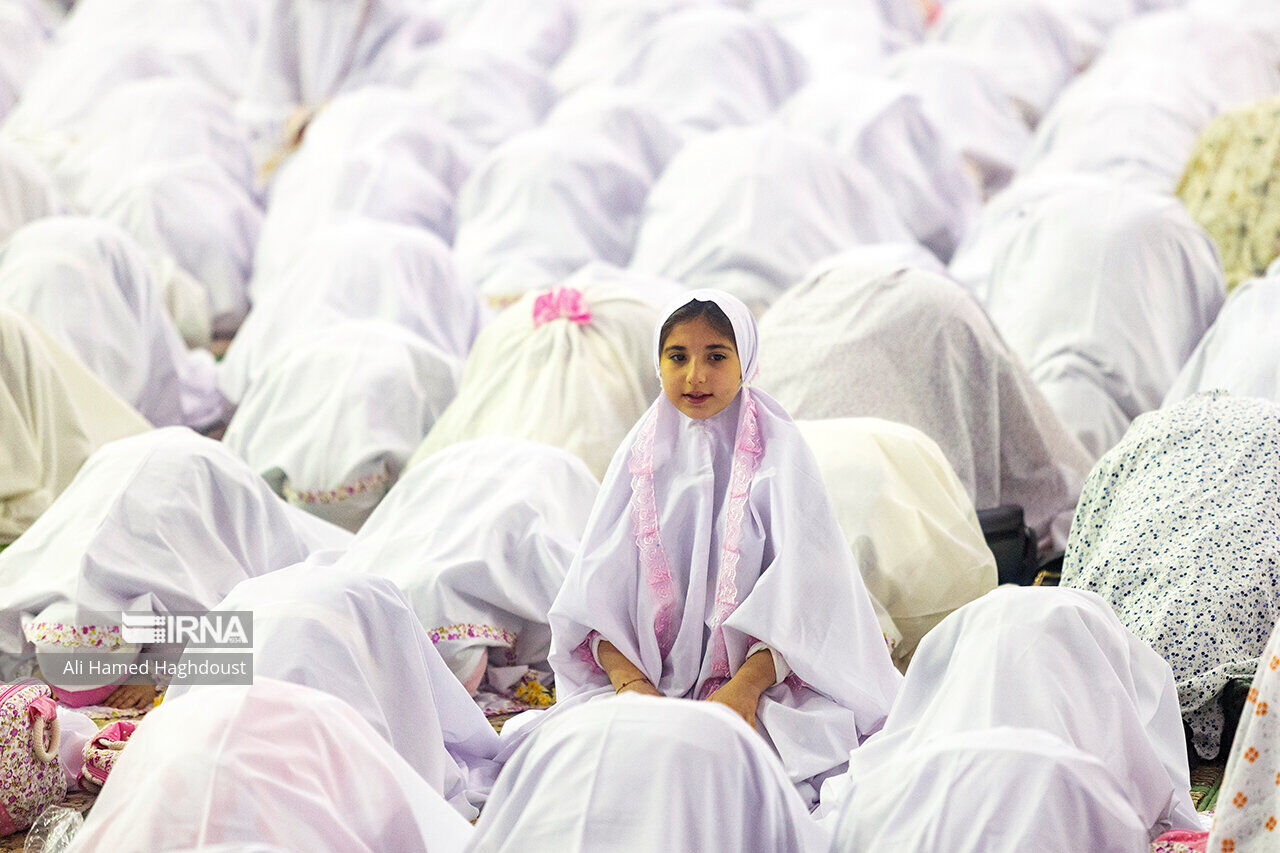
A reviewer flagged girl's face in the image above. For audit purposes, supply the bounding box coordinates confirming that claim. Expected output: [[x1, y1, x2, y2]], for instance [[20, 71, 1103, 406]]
[[659, 316, 742, 419]]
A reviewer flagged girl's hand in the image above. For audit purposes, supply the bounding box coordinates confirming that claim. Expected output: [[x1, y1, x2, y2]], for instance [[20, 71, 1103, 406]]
[[104, 684, 158, 710], [705, 680, 761, 730], [616, 678, 662, 697]]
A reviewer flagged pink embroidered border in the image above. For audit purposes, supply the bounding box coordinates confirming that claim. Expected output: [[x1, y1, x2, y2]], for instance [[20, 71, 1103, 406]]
[[282, 466, 391, 506], [629, 409, 678, 658], [427, 623, 516, 647], [23, 622, 127, 651]]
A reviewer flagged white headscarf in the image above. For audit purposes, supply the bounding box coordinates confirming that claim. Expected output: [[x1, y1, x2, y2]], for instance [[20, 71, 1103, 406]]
[[0, 217, 228, 430], [409, 281, 660, 480], [951, 174, 1225, 458], [779, 71, 980, 261], [629, 125, 914, 312], [222, 220, 480, 403], [541, 86, 684, 183], [0, 140, 61, 245], [757, 264, 1093, 552], [816, 587, 1200, 839], [797, 418, 997, 666], [338, 437, 598, 687], [0, 307, 149, 545], [452, 126, 655, 304], [472, 696, 832, 852], [832, 728, 1152, 852], [68, 680, 474, 853], [0, 0, 52, 121], [223, 321, 460, 532], [1164, 275, 1280, 406], [168, 564, 500, 820], [431, 0, 576, 69], [549, 289, 902, 805], [0, 428, 351, 681]]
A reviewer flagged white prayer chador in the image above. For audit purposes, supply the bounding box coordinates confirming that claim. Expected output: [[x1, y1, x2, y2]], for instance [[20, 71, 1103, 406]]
[[549, 289, 902, 806], [452, 127, 654, 304], [471, 696, 832, 852], [816, 587, 1200, 839], [222, 220, 479, 403], [541, 86, 683, 183], [0, 217, 227, 430], [430, 0, 576, 69], [0, 307, 149, 545], [339, 438, 598, 688], [0, 428, 351, 682], [929, 0, 1080, 123], [757, 265, 1093, 551], [0, 140, 61, 245], [628, 125, 913, 312], [547, 0, 699, 97], [884, 43, 1032, 196], [222, 321, 460, 532], [402, 44, 555, 151], [1164, 276, 1280, 406], [410, 282, 659, 481], [832, 728, 1151, 853], [168, 565, 501, 820], [0, 0, 52, 120], [78, 158, 262, 336], [1062, 393, 1280, 760], [751, 0, 911, 79], [779, 71, 980, 261], [950, 175, 1225, 458], [68, 680, 473, 853], [796, 418, 997, 666]]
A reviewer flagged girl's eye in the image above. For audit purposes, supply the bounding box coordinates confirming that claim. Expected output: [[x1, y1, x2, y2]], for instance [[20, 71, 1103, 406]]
[[667, 353, 686, 363], [710, 353, 726, 362]]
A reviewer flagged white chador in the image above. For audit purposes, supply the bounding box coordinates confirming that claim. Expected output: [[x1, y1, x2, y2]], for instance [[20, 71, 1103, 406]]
[[338, 437, 599, 691], [473, 696, 831, 852], [0, 307, 149, 545], [549, 290, 902, 807], [0, 217, 227, 430], [169, 565, 500, 820], [69, 680, 474, 853], [796, 418, 997, 667], [0, 428, 351, 685], [0, 140, 61, 245], [1164, 275, 1280, 405], [817, 587, 1200, 845], [410, 281, 659, 481]]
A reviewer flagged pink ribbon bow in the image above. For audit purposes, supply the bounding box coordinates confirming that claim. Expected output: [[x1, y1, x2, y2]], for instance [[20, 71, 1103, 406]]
[[532, 288, 592, 329]]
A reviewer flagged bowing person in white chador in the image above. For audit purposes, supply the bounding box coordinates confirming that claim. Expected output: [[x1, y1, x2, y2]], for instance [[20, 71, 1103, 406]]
[[547, 289, 901, 807]]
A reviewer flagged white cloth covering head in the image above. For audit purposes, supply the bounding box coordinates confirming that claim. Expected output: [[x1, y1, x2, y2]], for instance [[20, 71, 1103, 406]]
[[0, 140, 61, 244], [409, 281, 660, 480], [796, 418, 997, 666], [929, 0, 1081, 123], [884, 43, 1032, 196], [1062, 392, 1280, 760], [68, 680, 474, 853], [1209, 611, 1280, 852], [549, 288, 902, 805], [0, 216, 228, 430], [597, 5, 807, 134], [0, 428, 352, 682], [238, 0, 442, 159], [541, 85, 683, 183], [0, 0, 52, 121], [472, 695, 832, 852], [431, 0, 576, 69], [167, 563, 500, 819], [831, 728, 1151, 853], [757, 263, 1093, 551], [222, 321, 460, 532], [452, 127, 654, 304], [751, 0, 912, 79], [0, 306, 149, 545], [817, 586, 1200, 839], [338, 437, 598, 686], [78, 158, 262, 336], [779, 71, 981, 261], [1164, 275, 1280, 406], [403, 43, 555, 151], [951, 174, 1225, 458], [223, 219, 480, 402], [629, 125, 913, 312]]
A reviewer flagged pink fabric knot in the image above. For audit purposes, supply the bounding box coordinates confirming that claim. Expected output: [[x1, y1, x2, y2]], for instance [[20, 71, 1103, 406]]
[[27, 696, 56, 721], [532, 288, 592, 329]]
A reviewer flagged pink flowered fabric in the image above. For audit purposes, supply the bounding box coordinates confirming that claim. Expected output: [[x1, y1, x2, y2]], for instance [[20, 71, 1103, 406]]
[[628, 410, 678, 658], [1151, 829, 1208, 852], [531, 288, 592, 329], [282, 465, 391, 506], [0, 682, 67, 836], [23, 621, 127, 651], [427, 623, 517, 647]]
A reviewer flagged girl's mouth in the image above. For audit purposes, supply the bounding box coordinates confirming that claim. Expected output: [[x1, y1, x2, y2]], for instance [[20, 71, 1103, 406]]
[[684, 393, 712, 404]]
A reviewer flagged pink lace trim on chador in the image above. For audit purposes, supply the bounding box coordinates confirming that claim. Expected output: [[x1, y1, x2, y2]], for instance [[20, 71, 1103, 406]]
[[629, 393, 764, 671], [532, 288, 592, 329], [281, 466, 391, 506]]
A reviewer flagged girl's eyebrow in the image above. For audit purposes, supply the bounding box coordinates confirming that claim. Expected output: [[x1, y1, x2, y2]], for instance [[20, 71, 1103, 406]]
[[663, 345, 687, 354], [705, 343, 732, 351]]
